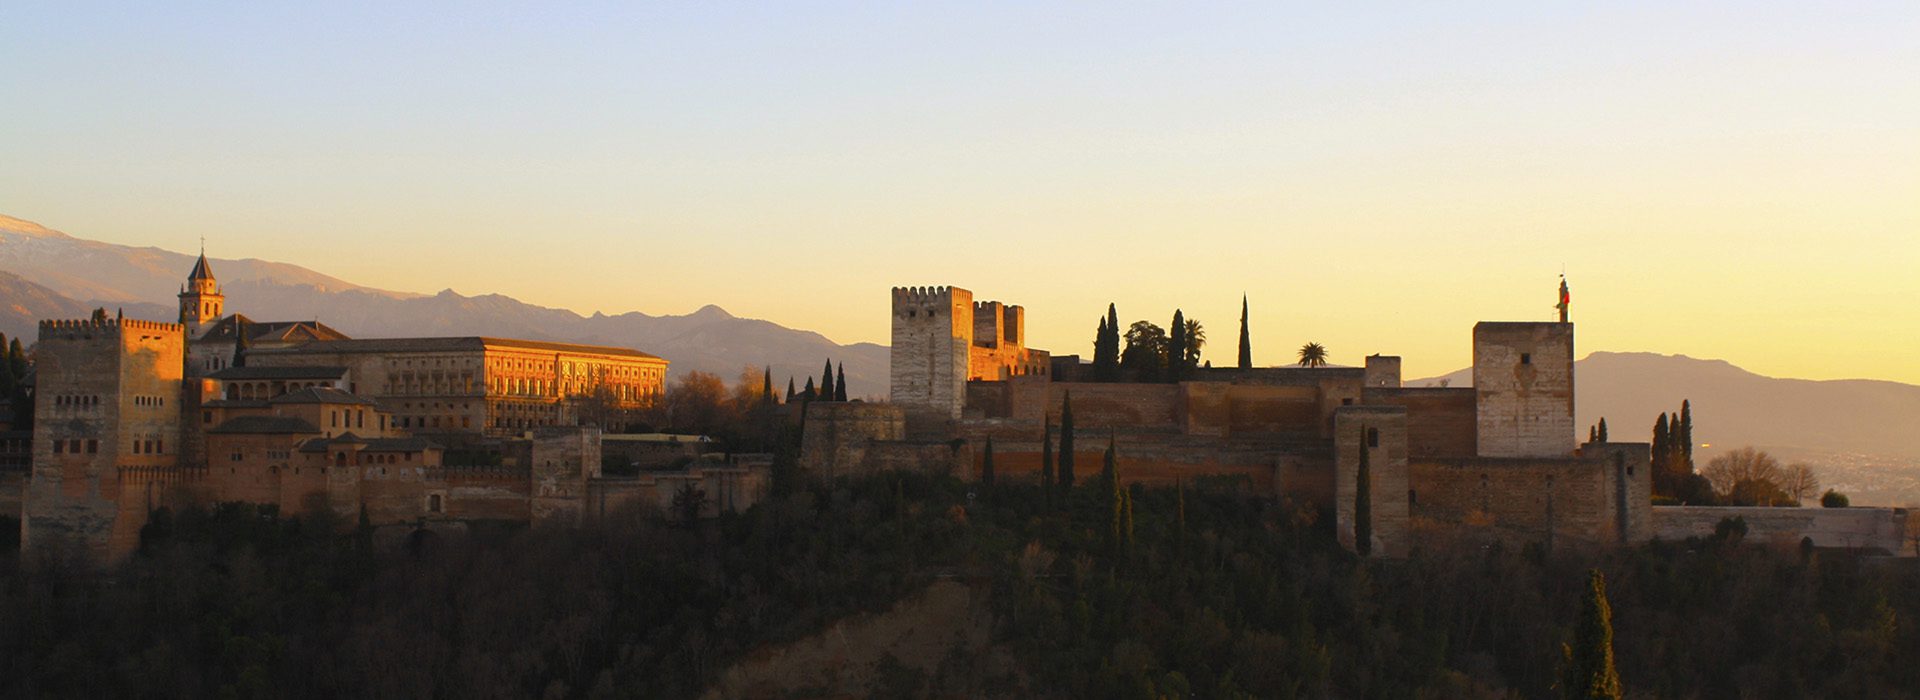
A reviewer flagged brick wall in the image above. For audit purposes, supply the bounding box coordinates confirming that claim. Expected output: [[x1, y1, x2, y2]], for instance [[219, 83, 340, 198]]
[[1335, 406, 1410, 556], [1364, 388, 1477, 457], [1408, 442, 1650, 550], [1651, 506, 1914, 555], [799, 402, 906, 478]]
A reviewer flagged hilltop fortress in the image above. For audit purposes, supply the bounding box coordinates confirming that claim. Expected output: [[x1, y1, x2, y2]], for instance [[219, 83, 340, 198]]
[[20, 254, 764, 559], [806, 284, 1657, 554]]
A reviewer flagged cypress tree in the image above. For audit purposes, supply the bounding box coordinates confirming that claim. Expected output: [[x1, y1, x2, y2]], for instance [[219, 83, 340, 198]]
[[1562, 569, 1624, 700], [8, 339, 25, 380], [1589, 425, 1598, 443], [233, 319, 251, 368], [0, 333, 11, 396], [981, 436, 996, 486], [1101, 433, 1118, 491], [762, 369, 774, 404], [803, 377, 817, 401], [1667, 413, 1683, 481], [1093, 316, 1111, 380], [1093, 304, 1122, 382], [1058, 392, 1076, 495], [834, 363, 848, 402], [1355, 423, 1373, 557], [1237, 295, 1253, 370], [1598, 417, 1608, 442], [1167, 309, 1188, 383], [1651, 414, 1671, 497], [1041, 417, 1055, 509], [1679, 400, 1694, 472], [786, 377, 796, 402], [1124, 488, 1135, 548], [820, 361, 835, 402]]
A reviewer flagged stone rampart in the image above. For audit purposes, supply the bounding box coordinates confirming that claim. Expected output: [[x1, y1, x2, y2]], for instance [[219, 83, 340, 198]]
[[1408, 442, 1650, 550], [1363, 387, 1477, 458], [1335, 406, 1410, 556], [1651, 506, 1915, 556], [799, 402, 906, 478]]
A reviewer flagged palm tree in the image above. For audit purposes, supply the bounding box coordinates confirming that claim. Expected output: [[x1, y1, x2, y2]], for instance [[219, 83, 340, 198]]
[[1182, 319, 1205, 367], [1297, 342, 1329, 367]]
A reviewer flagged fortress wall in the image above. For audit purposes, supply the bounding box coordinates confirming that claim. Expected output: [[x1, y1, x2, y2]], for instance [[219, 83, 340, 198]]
[[0, 471, 25, 522], [1024, 383, 1184, 430], [982, 380, 1323, 438], [1223, 384, 1321, 437], [1364, 355, 1402, 388], [1364, 388, 1477, 458], [1408, 446, 1648, 549], [530, 428, 599, 525], [1651, 506, 1914, 555], [586, 467, 769, 520], [799, 402, 906, 478], [1335, 407, 1410, 556], [962, 434, 1331, 507], [965, 382, 1012, 419], [442, 473, 531, 521], [1183, 382, 1231, 437]]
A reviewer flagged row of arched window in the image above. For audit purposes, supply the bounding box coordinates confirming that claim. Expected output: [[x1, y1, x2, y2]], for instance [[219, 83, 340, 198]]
[[52, 394, 101, 409]]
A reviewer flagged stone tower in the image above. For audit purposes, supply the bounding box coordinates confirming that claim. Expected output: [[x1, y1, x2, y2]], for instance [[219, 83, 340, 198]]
[[26, 317, 186, 558], [177, 251, 223, 338], [1472, 321, 1575, 457], [890, 286, 974, 421]]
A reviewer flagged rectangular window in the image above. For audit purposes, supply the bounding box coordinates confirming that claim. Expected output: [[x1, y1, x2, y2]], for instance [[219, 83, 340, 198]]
[[203, 411, 213, 424], [53, 441, 63, 454], [87, 440, 98, 454], [1520, 353, 1532, 365]]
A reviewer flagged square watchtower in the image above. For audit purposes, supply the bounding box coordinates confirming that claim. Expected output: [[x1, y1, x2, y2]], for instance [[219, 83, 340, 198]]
[[26, 317, 186, 557]]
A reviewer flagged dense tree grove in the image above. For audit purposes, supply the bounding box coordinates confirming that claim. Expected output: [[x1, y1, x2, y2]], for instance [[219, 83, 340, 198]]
[[1089, 304, 1208, 383], [5, 469, 1916, 698]]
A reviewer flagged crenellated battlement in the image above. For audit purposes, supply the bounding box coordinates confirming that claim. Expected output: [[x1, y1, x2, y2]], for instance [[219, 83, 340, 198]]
[[892, 286, 959, 306], [38, 317, 185, 340]]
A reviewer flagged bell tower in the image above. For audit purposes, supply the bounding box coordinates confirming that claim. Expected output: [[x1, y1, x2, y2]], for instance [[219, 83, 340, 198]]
[[177, 247, 223, 338]]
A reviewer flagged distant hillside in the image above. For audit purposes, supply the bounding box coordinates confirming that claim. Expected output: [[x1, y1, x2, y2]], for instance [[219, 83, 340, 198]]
[[0, 269, 95, 343], [0, 214, 392, 304], [0, 215, 888, 396], [1412, 352, 1920, 459], [1413, 352, 1920, 505]]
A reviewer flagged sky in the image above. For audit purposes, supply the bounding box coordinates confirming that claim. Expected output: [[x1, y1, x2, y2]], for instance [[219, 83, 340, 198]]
[[2, 2, 1916, 383]]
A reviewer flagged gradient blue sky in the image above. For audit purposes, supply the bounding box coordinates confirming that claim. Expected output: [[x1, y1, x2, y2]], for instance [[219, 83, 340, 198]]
[[3, 3, 1916, 382]]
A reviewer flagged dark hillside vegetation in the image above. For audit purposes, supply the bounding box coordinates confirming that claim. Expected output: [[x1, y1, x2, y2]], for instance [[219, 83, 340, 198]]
[[2, 477, 1915, 699]]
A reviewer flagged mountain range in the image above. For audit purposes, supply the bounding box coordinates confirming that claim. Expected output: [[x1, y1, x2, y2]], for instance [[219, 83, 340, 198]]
[[3, 213, 1914, 504], [0, 214, 887, 397], [1413, 353, 1920, 505]]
